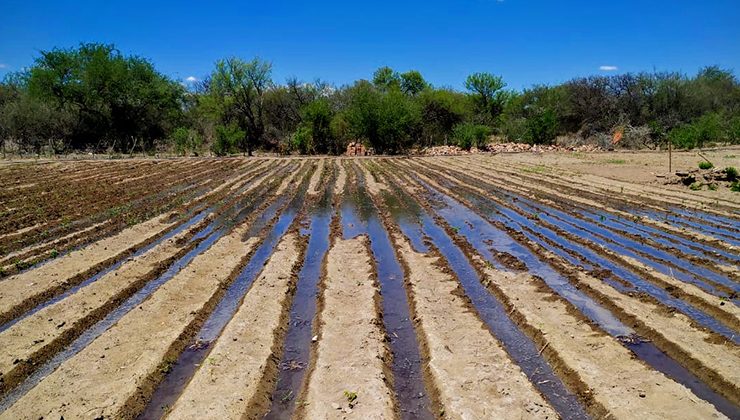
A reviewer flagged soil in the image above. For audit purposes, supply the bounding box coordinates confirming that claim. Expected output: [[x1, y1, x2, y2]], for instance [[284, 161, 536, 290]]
[[0, 155, 737, 419], [301, 236, 395, 419]]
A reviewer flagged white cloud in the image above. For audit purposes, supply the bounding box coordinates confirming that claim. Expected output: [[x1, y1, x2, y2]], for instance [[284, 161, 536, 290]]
[[185, 76, 198, 82], [0, 64, 7, 69], [599, 65, 618, 71]]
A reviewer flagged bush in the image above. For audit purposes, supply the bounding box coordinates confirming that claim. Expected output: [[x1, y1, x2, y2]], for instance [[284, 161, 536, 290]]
[[669, 113, 724, 149], [452, 123, 491, 150], [725, 166, 738, 181], [212, 124, 243, 156], [172, 127, 203, 156], [524, 109, 559, 144], [698, 161, 713, 170], [291, 125, 313, 155]]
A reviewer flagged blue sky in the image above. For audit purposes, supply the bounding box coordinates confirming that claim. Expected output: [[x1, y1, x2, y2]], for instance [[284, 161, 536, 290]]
[[1, 0, 739, 90]]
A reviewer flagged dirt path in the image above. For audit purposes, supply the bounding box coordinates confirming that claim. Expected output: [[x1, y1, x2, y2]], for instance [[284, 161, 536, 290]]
[[0, 222, 263, 418], [300, 236, 395, 419], [479, 264, 726, 419], [166, 232, 303, 419], [393, 233, 557, 419], [308, 159, 326, 196]]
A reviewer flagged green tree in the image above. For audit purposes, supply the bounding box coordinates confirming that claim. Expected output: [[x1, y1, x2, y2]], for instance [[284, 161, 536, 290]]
[[210, 57, 272, 155], [26, 43, 183, 152], [465, 72, 509, 123], [452, 123, 491, 149], [372, 66, 401, 91], [417, 88, 469, 146], [212, 124, 243, 156], [400, 70, 428, 96]]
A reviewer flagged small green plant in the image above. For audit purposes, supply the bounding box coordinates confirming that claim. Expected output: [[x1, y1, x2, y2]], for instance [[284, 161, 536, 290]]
[[698, 161, 713, 170], [605, 159, 626, 164], [344, 391, 358, 403], [708, 183, 718, 191], [280, 390, 293, 403], [49, 249, 59, 258], [724, 166, 738, 181], [159, 360, 175, 374], [731, 181, 740, 192], [689, 182, 703, 191]]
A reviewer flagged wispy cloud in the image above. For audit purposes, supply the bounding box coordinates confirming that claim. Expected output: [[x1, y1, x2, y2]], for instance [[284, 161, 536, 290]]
[[0, 64, 7, 69], [599, 65, 618, 71], [185, 76, 198, 83]]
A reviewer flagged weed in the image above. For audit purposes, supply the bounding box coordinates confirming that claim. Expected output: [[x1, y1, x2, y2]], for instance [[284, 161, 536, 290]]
[[49, 249, 59, 258], [521, 165, 547, 174], [344, 391, 358, 403], [731, 181, 740, 192], [698, 161, 713, 170], [605, 159, 626, 164], [280, 390, 293, 403], [451, 226, 460, 233], [724, 155, 737, 159], [724, 166, 738, 181], [708, 183, 718, 191], [159, 360, 175, 374], [14, 260, 30, 271], [689, 182, 703, 191]]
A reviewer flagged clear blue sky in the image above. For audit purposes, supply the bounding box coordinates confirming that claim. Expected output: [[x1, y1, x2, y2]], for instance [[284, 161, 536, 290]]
[[1, 0, 739, 90]]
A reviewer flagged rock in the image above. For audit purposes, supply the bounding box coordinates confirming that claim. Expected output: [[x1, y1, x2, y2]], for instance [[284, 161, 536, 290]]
[[332, 403, 341, 410]]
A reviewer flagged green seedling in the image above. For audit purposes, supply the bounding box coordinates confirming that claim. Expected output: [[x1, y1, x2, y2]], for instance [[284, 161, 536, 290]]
[[344, 391, 358, 403], [698, 161, 713, 170], [689, 182, 703, 191]]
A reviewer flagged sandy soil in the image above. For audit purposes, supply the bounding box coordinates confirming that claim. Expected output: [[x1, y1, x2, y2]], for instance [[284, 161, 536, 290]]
[[301, 236, 395, 419], [0, 216, 207, 394], [393, 233, 557, 419], [0, 223, 261, 418], [167, 232, 303, 419], [480, 266, 725, 420]]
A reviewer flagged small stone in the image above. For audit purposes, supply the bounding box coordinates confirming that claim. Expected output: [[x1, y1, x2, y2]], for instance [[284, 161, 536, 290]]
[[331, 403, 341, 410], [312, 335, 318, 342], [639, 392, 646, 398]]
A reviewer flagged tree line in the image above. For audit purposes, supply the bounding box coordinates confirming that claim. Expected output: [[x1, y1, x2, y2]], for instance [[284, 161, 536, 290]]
[[1, 43, 739, 156]]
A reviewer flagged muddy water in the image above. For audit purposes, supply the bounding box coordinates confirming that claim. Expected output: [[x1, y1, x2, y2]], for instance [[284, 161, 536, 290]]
[[403, 174, 740, 415], [578, 209, 740, 265], [0, 208, 212, 334], [426, 174, 740, 342], [264, 193, 332, 419], [139, 190, 300, 419], [336, 170, 433, 420], [0, 177, 285, 413], [410, 211, 589, 419]]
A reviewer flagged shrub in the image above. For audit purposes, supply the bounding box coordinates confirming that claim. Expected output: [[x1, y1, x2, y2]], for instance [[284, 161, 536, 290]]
[[452, 123, 491, 150], [731, 181, 740, 192], [698, 161, 713, 170], [212, 124, 243, 156], [524, 109, 559, 144], [725, 166, 738, 181], [668, 113, 724, 149], [172, 127, 203, 156]]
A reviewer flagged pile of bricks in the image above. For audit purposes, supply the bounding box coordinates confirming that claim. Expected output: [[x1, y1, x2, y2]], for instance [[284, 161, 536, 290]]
[[346, 142, 371, 156]]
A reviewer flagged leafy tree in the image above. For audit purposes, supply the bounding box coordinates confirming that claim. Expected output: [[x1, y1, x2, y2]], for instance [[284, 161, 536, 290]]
[[210, 57, 272, 155], [372, 66, 401, 91], [465, 72, 509, 123], [300, 98, 336, 154], [25, 43, 183, 152], [417, 88, 469, 146], [400, 70, 428, 96]]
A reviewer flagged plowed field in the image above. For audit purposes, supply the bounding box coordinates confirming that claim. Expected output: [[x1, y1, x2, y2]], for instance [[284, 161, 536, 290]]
[[0, 155, 737, 419]]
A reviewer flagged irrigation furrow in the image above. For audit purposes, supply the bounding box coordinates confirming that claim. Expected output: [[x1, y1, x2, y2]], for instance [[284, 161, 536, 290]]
[[479, 265, 725, 419], [452, 157, 739, 253], [382, 160, 739, 417], [376, 161, 590, 419], [397, 159, 740, 339], [300, 235, 396, 418], [0, 163, 291, 398], [142, 163, 313, 418], [337, 161, 432, 419], [0, 160, 273, 326], [0, 170, 292, 418], [415, 159, 739, 296], [164, 232, 304, 418], [265, 161, 334, 419]]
